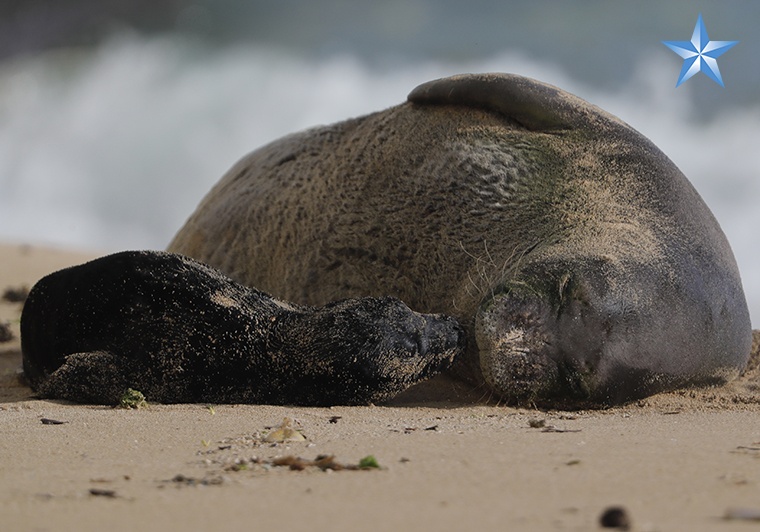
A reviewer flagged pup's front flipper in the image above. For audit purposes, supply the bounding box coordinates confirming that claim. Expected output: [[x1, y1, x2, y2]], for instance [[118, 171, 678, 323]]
[[37, 351, 134, 404]]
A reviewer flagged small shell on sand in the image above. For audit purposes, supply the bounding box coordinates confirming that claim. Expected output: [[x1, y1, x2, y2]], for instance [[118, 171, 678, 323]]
[[264, 417, 306, 443]]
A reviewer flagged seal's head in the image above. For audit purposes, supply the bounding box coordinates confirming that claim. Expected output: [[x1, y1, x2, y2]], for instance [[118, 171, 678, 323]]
[[272, 296, 466, 405], [476, 256, 748, 406]]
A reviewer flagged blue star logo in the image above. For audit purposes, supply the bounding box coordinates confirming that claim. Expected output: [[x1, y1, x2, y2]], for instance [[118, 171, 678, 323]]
[[662, 13, 738, 87]]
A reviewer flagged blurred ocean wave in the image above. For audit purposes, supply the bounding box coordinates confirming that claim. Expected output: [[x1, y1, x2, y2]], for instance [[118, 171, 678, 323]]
[[0, 32, 758, 323]]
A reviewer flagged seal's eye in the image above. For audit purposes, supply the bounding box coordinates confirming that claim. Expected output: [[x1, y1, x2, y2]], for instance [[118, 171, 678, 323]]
[[391, 333, 428, 357], [392, 335, 417, 355], [416, 334, 430, 357]]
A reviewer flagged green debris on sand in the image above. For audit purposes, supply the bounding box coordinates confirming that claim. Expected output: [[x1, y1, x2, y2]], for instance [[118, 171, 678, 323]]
[[358, 455, 380, 469], [270, 454, 383, 471], [118, 388, 147, 409]]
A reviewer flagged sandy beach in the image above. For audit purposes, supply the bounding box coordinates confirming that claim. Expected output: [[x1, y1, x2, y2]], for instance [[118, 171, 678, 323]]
[[2, 242, 760, 532]]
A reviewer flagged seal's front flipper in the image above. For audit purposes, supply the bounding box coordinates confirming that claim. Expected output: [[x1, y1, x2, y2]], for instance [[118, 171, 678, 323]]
[[37, 351, 133, 405], [407, 73, 605, 131]]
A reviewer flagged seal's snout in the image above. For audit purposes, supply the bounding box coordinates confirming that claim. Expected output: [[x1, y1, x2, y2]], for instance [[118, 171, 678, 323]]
[[424, 314, 466, 355], [391, 311, 466, 374], [475, 293, 562, 403], [427, 314, 468, 371], [474, 263, 634, 404]]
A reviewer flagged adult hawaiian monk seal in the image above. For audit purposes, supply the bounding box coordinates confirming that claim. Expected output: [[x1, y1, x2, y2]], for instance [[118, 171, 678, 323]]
[[22, 73, 751, 406], [166, 73, 751, 405]]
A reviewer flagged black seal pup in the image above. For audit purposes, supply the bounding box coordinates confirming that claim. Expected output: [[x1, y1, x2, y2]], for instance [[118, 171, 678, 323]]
[[21, 251, 464, 405]]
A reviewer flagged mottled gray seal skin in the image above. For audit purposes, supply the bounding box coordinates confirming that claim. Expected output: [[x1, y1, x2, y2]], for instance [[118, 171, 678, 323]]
[[21, 251, 464, 405], [169, 73, 752, 406]]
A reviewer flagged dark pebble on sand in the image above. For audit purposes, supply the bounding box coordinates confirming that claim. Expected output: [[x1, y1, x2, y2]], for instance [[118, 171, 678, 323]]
[[599, 506, 630, 530], [40, 418, 68, 425], [2, 286, 29, 303], [89, 488, 117, 498], [0, 322, 13, 343], [725, 507, 760, 521]]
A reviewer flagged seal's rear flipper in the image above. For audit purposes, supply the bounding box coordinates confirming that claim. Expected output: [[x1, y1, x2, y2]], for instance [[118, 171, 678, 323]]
[[408, 73, 611, 131], [37, 351, 133, 405]]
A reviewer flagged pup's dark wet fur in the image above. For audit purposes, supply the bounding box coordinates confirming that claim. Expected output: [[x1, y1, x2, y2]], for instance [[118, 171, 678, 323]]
[[21, 251, 465, 405]]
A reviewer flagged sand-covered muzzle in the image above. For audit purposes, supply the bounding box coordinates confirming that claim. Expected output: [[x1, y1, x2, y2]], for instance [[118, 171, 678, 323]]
[[475, 249, 751, 406]]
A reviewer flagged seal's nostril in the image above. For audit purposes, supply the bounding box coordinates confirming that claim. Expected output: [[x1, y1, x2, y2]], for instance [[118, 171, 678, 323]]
[[423, 317, 466, 355], [456, 323, 467, 351]]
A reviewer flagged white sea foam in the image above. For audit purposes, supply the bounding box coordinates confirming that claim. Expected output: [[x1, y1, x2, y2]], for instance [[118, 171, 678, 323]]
[[1, 34, 758, 323]]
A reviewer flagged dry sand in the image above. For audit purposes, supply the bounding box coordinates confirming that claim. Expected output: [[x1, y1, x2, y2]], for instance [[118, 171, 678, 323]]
[[2, 242, 760, 532]]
